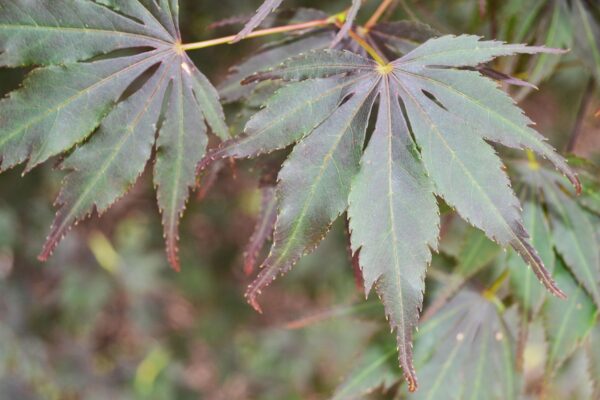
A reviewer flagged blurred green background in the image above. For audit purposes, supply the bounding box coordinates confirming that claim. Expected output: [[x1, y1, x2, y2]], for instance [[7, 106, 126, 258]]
[[0, 0, 598, 399]]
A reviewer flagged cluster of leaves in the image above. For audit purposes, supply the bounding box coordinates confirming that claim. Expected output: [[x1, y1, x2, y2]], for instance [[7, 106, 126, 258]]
[[0, 0, 228, 270], [328, 160, 600, 398], [0, 0, 598, 396], [201, 27, 582, 395], [497, 0, 600, 99]]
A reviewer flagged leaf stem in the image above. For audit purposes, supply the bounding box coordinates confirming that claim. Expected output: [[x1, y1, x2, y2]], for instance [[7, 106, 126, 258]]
[[483, 269, 509, 313], [180, 18, 334, 51], [346, 26, 389, 65], [365, 0, 395, 29]]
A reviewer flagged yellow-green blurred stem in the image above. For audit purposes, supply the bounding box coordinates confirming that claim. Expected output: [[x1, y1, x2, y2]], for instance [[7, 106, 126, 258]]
[[180, 18, 334, 51]]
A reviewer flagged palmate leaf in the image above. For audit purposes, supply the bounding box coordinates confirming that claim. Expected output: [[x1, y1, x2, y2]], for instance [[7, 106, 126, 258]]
[[200, 35, 578, 389], [0, 0, 228, 269], [511, 161, 600, 309], [542, 260, 597, 373], [409, 291, 519, 400], [233, 0, 361, 46]]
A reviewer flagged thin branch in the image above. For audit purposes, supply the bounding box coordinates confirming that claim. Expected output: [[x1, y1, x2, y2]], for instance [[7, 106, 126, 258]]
[[365, 0, 395, 29], [345, 26, 389, 65], [181, 18, 333, 51]]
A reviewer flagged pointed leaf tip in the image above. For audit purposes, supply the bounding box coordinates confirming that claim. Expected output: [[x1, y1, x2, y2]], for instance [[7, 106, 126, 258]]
[[167, 241, 181, 272], [0, 1, 227, 267], [245, 288, 264, 314]]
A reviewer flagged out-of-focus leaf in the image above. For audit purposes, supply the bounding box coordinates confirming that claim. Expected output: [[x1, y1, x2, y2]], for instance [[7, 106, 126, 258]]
[[588, 324, 600, 398], [243, 185, 278, 275], [332, 347, 397, 400], [369, 21, 439, 55], [410, 290, 519, 400], [541, 176, 600, 308], [544, 347, 595, 400], [571, 0, 600, 80], [455, 227, 501, 276], [515, 1, 572, 100], [542, 261, 598, 373], [233, 0, 361, 45], [508, 199, 555, 316]]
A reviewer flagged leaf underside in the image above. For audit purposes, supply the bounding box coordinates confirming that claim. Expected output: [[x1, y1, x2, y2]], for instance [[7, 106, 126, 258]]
[[0, 0, 228, 270], [200, 35, 578, 389]]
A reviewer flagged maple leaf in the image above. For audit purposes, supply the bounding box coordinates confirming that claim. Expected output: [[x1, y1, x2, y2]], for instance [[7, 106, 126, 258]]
[[333, 290, 520, 399], [510, 160, 600, 309], [200, 35, 579, 389], [0, 0, 228, 270], [409, 291, 520, 399]]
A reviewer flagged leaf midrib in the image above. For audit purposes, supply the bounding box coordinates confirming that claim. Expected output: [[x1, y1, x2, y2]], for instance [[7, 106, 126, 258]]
[[166, 66, 186, 251]]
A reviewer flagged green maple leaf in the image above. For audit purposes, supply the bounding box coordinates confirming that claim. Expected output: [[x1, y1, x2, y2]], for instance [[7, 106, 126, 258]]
[[201, 35, 579, 389], [542, 260, 597, 373], [410, 291, 520, 399], [0, 0, 228, 269]]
